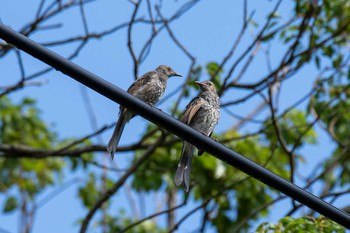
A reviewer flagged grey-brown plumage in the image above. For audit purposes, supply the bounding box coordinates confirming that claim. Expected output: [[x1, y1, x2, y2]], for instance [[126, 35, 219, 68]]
[[174, 80, 220, 192], [107, 65, 181, 159]]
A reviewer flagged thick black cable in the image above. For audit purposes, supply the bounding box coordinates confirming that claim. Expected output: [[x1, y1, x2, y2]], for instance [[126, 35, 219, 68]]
[[0, 23, 349, 228]]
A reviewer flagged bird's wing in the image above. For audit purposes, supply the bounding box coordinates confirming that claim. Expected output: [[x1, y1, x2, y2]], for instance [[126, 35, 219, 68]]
[[182, 97, 205, 124], [118, 71, 157, 113], [127, 71, 157, 95]]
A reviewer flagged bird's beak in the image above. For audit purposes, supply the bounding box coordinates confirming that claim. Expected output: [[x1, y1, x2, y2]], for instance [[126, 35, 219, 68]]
[[172, 72, 182, 77], [195, 81, 204, 86]]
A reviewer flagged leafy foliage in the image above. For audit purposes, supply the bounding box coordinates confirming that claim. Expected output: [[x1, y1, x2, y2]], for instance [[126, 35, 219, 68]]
[[255, 216, 345, 233], [0, 97, 64, 207]]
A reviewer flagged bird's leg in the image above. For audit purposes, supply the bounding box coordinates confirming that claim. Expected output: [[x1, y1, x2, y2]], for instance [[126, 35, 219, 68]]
[[197, 148, 204, 156], [197, 133, 218, 156], [207, 132, 218, 142]]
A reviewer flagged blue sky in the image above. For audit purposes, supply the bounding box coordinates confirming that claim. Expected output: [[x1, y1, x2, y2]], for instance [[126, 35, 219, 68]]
[[0, 0, 346, 232]]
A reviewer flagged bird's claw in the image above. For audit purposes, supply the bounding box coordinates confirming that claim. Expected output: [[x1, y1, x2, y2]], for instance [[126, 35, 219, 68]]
[[197, 148, 204, 156], [197, 138, 218, 156]]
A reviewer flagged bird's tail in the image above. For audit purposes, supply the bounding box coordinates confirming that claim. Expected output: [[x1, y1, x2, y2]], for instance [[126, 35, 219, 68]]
[[107, 112, 130, 159], [174, 142, 195, 192]]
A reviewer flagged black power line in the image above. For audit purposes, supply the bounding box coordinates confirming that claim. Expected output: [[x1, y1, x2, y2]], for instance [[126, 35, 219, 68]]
[[0, 23, 349, 229]]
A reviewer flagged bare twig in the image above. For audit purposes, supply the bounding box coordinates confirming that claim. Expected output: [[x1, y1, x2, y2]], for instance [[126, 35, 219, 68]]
[[127, 0, 142, 79], [120, 196, 188, 233], [79, 133, 167, 233]]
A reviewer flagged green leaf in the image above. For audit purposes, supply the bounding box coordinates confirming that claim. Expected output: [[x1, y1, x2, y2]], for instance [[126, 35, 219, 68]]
[[315, 55, 320, 69], [261, 32, 276, 42], [3, 196, 18, 213], [78, 172, 100, 209], [323, 46, 334, 57], [332, 55, 343, 68], [206, 62, 222, 77]]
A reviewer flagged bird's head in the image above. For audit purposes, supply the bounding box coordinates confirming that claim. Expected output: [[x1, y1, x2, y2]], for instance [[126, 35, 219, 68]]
[[195, 80, 217, 92], [156, 65, 182, 77]]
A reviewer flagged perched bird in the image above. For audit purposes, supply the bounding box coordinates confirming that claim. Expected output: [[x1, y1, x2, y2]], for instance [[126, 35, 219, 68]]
[[174, 80, 220, 192], [107, 65, 182, 159]]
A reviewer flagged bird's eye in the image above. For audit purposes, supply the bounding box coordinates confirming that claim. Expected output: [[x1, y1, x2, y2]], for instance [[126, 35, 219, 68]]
[[167, 68, 171, 71]]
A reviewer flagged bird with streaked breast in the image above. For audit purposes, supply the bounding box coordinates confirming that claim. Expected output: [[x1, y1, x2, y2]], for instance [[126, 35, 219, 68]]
[[107, 65, 182, 159], [174, 80, 220, 192]]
